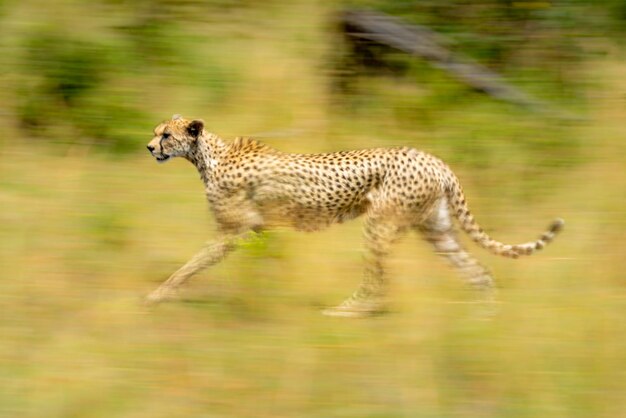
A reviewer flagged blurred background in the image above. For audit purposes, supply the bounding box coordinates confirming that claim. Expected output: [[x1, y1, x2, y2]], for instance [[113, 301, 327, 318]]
[[0, 0, 625, 417]]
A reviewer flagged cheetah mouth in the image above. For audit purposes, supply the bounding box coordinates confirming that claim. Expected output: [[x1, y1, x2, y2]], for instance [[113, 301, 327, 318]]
[[156, 155, 170, 163]]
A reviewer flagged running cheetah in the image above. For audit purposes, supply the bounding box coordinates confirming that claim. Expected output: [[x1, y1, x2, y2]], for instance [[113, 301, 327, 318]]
[[145, 115, 563, 317]]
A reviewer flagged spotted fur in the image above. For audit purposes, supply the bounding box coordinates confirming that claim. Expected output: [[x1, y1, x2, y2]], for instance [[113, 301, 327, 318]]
[[145, 115, 563, 316]]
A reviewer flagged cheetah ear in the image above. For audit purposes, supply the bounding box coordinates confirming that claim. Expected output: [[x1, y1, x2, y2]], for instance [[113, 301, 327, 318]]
[[187, 119, 204, 138], [172, 114, 182, 121]]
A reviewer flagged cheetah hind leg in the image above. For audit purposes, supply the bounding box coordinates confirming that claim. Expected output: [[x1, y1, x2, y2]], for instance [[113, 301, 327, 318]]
[[418, 198, 498, 317], [322, 212, 403, 318]]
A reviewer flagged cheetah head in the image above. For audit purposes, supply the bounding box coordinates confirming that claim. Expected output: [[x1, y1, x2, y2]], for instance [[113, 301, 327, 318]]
[[146, 115, 204, 163]]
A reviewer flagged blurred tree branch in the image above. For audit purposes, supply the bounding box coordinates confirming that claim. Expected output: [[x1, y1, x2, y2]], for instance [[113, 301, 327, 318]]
[[341, 9, 579, 120]]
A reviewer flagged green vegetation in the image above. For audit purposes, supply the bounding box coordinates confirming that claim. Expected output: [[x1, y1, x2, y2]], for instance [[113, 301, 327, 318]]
[[0, 1, 625, 417]]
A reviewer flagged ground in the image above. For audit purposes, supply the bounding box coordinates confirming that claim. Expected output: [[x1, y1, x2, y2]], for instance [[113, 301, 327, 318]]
[[0, 60, 625, 417]]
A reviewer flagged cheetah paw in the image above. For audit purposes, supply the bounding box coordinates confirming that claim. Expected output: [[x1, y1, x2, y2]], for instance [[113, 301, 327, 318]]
[[143, 287, 179, 306], [321, 299, 388, 318]]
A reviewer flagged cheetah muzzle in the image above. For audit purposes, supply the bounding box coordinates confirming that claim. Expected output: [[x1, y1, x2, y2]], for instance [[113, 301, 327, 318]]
[[144, 115, 564, 317]]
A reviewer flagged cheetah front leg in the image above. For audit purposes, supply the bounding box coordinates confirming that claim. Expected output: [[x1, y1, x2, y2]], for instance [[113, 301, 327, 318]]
[[323, 210, 404, 318], [144, 230, 258, 305]]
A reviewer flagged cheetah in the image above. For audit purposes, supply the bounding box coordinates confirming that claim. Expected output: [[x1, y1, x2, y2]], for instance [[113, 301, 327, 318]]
[[145, 115, 563, 317]]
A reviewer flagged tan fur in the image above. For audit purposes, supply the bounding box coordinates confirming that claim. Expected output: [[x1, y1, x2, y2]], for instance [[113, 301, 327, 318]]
[[145, 115, 563, 316]]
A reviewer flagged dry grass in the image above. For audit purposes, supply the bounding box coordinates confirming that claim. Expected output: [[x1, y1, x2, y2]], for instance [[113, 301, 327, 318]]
[[0, 3, 625, 415]]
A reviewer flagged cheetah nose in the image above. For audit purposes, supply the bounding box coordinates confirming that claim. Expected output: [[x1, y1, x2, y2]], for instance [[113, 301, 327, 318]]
[[147, 145, 155, 152]]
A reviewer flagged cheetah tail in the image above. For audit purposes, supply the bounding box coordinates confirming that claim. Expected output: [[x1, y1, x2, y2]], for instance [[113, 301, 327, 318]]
[[446, 184, 564, 259]]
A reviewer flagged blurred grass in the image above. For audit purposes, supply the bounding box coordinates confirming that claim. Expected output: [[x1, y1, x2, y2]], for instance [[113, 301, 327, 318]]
[[1, 1, 626, 417]]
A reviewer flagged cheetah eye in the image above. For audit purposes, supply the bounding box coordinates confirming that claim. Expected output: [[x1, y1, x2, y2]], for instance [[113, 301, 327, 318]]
[[162, 133, 171, 140]]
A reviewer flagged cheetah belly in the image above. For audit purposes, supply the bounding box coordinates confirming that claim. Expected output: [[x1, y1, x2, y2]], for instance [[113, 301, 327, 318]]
[[254, 178, 372, 231]]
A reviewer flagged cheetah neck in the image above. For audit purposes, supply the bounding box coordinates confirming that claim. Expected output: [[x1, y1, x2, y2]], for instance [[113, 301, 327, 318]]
[[187, 133, 226, 186]]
